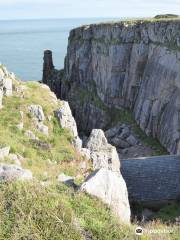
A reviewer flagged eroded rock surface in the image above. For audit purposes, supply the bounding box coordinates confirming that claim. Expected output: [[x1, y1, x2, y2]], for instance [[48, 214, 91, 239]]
[[85, 129, 120, 172], [105, 123, 155, 158], [55, 101, 82, 150], [0, 65, 13, 107], [81, 168, 131, 224], [28, 104, 45, 121], [0, 164, 32, 182], [43, 20, 180, 154]]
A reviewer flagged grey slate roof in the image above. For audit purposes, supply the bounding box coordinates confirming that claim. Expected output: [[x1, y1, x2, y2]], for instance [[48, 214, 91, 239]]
[[121, 155, 180, 205]]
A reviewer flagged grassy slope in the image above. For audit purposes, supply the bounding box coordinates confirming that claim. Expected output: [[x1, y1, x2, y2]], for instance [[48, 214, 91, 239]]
[[0, 80, 179, 239]]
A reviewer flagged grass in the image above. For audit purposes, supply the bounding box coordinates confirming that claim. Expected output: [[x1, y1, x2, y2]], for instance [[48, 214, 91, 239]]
[[0, 182, 82, 240], [0, 181, 179, 240], [153, 202, 180, 222], [79, 16, 180, 28], [0, 81, 83, 180], [0, 78, 179, 239]]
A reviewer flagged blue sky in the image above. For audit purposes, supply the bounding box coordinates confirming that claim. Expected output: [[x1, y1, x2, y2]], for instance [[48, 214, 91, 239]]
[[0, 0, 179, 19]]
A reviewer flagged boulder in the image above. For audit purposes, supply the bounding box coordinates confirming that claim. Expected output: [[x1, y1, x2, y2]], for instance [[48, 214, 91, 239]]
[[86, 129, 120, 172], [110, 137, 130, 149], [126, 135, 138, 146], [8, 154, 23, 166], [36, 122, 49, 135], [0, 164, 32, 182], [0, 146, 10, 160], [28, 104, 45, 121], [105, 123, 122, 139], [81, 168, 131, 224], [25, 130, 38, 140], [86, 129, 108, 152], [57, 173, 75, 187], [119, 126, 130, 139]]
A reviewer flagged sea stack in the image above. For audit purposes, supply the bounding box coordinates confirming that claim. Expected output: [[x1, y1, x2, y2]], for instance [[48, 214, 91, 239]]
[[42, 50, 54, 84]]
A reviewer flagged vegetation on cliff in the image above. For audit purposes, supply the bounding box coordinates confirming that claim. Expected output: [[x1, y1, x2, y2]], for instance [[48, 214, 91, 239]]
[[0, 73, 179, 239]]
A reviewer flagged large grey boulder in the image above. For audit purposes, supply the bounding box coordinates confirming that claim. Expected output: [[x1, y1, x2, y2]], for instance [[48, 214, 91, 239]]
[[55, 101, 82, 150], [28, 104, 45, 121], [86, 129, 120, 172], [81, 168, 131, 224], [0, 164, 32, 182]]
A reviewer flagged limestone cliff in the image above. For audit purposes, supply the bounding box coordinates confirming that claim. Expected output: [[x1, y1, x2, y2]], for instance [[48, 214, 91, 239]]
[[43, 19, 180, 154]]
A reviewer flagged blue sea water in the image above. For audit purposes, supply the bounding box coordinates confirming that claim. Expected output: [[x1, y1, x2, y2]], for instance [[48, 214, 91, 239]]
[[0, 18, 119, 81]]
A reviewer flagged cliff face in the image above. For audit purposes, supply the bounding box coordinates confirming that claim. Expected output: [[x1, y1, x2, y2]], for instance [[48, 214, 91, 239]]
[[43, 20, 180, 154]]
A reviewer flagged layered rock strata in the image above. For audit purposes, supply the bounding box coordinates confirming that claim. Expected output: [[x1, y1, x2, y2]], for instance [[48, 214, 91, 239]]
[[43, 20, 180, 154]]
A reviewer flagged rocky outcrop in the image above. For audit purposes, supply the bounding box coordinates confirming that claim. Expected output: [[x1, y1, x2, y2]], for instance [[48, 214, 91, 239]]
[[43, 20, 180, 154], [0, 164, 32, 182], [81, 168, 131, 224], [0, 64, 13, 107], [80, 129, 131, 224], [55, 101, 82, 150], [85, 129, 120, 172], [28, 104, 45, 122]]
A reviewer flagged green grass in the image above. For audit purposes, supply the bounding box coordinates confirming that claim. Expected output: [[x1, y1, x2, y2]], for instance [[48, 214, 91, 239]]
[[0, 181, 179, 240], [153, 202, 180, 222], [0, 79, 178, 239], [0, 182, 82, 240], [0, 81, 82, 180]]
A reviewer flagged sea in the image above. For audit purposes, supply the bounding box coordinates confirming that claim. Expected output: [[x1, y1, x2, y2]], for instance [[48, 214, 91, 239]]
[[0, 18, 119, 81]]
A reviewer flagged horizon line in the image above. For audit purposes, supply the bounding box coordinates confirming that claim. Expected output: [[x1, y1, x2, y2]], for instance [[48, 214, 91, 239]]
[[0, 16, 153, 21]]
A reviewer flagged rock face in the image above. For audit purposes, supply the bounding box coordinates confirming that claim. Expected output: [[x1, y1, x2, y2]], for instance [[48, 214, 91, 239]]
[[80, 129, 131, 224], [86, 129, 120, 172], [55, 101, 82, 150], [0, 65, 13, 107], [43, 20, 180, 154], [28, 105, 45, 121], [81, 168, 131, 224]]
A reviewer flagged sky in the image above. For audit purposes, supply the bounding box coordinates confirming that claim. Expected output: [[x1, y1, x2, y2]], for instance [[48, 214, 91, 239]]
[[0, 0, 179, 20]]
